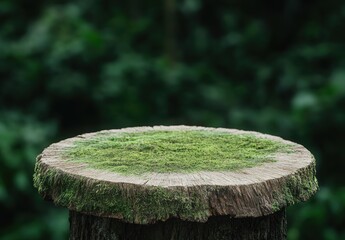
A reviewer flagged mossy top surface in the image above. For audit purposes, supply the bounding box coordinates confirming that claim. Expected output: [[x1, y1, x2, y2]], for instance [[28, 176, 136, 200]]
[[64, 130, 291, 175]]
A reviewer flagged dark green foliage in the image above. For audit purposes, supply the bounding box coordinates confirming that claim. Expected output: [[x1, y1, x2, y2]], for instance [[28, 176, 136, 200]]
[[0, 113, 67, 239], [1, 0, 345, 239]]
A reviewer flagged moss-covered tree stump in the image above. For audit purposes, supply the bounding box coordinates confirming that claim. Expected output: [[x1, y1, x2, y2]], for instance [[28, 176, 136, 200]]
[[33, 126, 318, 240]]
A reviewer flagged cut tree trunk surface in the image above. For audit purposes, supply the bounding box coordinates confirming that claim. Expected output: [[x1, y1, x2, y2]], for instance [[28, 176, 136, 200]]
[[33, 126, 318, 239]]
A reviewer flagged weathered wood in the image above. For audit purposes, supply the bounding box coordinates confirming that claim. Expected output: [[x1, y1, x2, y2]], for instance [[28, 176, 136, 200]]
[[34, 126, 317, 224], [69, 208, 287, 240], [33, 126, 317, 239]]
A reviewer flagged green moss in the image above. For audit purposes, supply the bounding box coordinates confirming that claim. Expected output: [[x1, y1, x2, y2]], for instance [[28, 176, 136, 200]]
[[64, 130, 292, 175], [33, 130, 317, 222], [33, 151, 318, 223], [270, 161, 318, 212], [33, 161, 209, 223]]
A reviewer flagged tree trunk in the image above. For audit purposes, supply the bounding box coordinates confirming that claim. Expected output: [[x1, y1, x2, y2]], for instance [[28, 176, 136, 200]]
[[69, 208, 287, 240], [34, 126, 317, 240]]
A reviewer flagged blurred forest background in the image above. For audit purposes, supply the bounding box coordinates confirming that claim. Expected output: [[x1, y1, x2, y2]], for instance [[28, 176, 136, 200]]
[[1, 0, 345, 239]]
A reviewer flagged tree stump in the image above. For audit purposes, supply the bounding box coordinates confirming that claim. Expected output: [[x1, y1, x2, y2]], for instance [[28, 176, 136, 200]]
[[33, 126, 318, 240]]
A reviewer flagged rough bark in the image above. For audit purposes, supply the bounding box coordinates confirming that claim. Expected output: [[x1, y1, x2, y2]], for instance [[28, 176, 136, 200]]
[[69, 209, 287, 240]]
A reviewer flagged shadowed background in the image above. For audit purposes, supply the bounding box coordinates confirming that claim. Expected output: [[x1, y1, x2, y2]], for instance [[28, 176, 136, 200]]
[[0, 0, 344, 239]]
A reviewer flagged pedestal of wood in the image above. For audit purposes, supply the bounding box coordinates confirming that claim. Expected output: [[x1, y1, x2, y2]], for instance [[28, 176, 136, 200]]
[[34, 126, 318, 240], [69, 209, 286, 240]]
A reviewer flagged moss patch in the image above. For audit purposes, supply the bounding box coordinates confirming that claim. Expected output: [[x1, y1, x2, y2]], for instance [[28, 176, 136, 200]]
[[33, 155, 317, 223], [64, 130, 292, 175], [33, 129, 317, 222], [270, 161, 318, 212], [33, 161, 210, 224]]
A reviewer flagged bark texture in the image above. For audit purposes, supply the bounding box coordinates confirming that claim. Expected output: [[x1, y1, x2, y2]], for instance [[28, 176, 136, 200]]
[[34, 126, 318, 224], [69, 209, 286, 240]]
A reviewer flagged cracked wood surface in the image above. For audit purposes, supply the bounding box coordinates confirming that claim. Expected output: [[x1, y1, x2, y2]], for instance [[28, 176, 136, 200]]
[[34, 126, 318, 224]]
